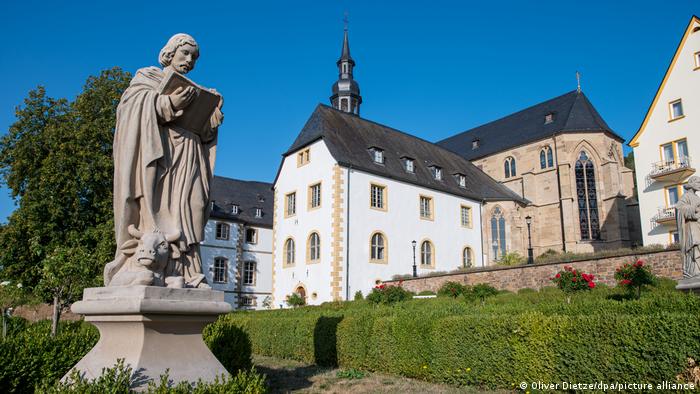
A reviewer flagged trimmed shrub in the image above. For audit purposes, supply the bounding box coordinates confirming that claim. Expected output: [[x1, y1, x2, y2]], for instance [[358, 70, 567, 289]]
[[464, 283, 499, 304], [353, 290, 364, 301], [203, 313, 253, 372], [285, 292, 305, 307], [437, 281, 467, 298], [221, 283, 700, 390]]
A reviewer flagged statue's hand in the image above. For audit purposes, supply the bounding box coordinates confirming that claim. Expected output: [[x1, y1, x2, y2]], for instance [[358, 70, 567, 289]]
[[169, 86, 196, 111]]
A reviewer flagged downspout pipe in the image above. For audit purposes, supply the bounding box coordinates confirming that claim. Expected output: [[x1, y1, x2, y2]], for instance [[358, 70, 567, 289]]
[[553, 133, 567, 253], [345, 166, 352, 300]]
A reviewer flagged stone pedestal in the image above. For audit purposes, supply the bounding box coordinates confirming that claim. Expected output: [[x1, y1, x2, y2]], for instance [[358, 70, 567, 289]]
[[65, 286, 232, 389], [676, 277, 700, 293]]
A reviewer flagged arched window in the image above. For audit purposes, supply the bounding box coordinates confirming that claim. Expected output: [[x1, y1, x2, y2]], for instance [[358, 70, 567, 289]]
[[490, 207, 507, 260], [420, 240, 434, 266], [540, 146, 554, 169], [307, 232, 320, 262], [284, 238, 295, 265], [504, 156, 516, 178], [370, 232, 386, 262], [215, 223, 230, 240], [575, 151, 600, 240], [213, 257, 228, 283], [463, 247, 473, 268]]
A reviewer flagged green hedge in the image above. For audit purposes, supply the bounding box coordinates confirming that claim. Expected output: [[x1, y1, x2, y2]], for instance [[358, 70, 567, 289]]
[[221, 284, 700, 389]]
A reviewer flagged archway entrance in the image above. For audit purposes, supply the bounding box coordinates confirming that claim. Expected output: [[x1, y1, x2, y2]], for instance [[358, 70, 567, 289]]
[[295, 286, 307, 303]]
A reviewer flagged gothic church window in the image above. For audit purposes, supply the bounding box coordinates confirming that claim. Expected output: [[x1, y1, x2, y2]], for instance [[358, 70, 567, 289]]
[[540, 146, 554, 169], [504, 157, 516, 178], [490, 207, 507, 260], [575, 151, 600, 240]]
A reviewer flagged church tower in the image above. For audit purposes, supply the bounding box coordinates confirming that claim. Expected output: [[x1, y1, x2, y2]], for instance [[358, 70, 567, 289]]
[[330, 27, 362, 115]]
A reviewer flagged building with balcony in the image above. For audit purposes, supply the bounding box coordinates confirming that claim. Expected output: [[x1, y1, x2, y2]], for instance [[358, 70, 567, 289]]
[[629, 15, 700, 246]]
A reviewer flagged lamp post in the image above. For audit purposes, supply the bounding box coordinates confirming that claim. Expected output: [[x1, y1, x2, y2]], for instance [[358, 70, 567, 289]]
[[525, 215, 534, 265], [412, 240, 417, 278]]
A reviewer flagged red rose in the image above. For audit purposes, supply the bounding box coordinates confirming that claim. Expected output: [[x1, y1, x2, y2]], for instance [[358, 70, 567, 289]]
[[555, 273, 561, 279], [588, 281, 595, 289], [620, 279, 631, 286]]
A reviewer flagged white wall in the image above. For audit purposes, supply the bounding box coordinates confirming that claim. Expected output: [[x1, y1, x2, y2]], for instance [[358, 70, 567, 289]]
[[633, 18, 700, 246], [345, 168, 483, 299], [273, 140, 338, 307]]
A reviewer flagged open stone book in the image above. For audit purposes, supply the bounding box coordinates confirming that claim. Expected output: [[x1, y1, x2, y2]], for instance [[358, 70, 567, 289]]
[[158, 69, 220, 136]]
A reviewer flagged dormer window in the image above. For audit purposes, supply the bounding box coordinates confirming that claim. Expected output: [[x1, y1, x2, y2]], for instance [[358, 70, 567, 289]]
[[430, 165, 442, 181], [257, 195, 265, 203], [369, 147, 384, 164], [544, 113, 554, 124], [255, 208, 262, 218], [455, 173, 466, 188], [231, 204, 239, 215], [472, 139, 480, 150], [402, 157, 415, 173]]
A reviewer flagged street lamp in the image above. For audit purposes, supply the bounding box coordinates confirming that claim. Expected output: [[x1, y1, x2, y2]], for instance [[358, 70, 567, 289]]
[[525, 215, 534, 265], [412, 240, 417, 278]]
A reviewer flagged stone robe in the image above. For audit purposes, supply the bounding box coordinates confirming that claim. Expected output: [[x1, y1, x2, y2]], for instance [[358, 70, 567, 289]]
[[108, 66, 223, 286], [676, 190, 700, 278]]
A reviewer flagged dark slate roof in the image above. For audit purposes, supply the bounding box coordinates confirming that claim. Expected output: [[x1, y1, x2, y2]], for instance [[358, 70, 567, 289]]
[[209, 176, 273, 228], [281, 104, 527, 203], [436, 90, 623, 161]]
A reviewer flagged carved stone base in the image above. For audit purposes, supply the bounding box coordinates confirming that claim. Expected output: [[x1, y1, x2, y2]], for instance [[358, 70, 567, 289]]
[[65, 286, 232, 390], [676, 277, 700, 293]]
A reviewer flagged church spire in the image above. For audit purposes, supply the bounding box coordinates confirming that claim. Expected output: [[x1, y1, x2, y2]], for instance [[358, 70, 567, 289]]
[[330, 18, 362, 116]]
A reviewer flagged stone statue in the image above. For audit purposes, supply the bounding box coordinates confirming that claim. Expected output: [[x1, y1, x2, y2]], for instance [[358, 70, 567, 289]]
[[676, 176, 700, 286], [105, 33, 224, 288]]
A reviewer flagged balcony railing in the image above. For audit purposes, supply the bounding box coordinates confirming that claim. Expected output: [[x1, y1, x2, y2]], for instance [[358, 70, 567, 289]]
[[653, 207, 677, 225], [649, 157, 695, 181]]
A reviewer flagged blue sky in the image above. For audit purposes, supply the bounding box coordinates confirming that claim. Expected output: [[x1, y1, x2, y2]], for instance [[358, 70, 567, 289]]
[[0, 0, 697, 222]]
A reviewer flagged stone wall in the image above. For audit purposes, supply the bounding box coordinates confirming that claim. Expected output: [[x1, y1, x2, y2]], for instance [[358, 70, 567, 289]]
[[385, 249, 682, 293]]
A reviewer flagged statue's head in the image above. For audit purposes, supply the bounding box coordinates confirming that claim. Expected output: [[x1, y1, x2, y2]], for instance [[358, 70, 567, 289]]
[[685, 176, 700, 192], [159, 33, 199, 74]]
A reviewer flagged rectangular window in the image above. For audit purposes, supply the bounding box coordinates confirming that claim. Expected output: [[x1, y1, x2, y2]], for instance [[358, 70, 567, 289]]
[[373, 149, 384, 164], [370, 184, 386, 210], [695, 51, 700, 69], [420, 196, 433, 219], [670, 99, 684, 120], [215, 223, 229, 240], [662, 143, 675, 163], [676, 139, 689, 165], [667, 185, 683, 207], [243, 261, 256, 285], [285, 192, 296, 217], [672, 231, 680, 244], [245, 228, 257, 244], [405, 159, 414, 173], [458, 174, 466, 188], [241, 296, 254, 306], [231, 204, 239, 215], [309, 183, 321, 209], [461, 205, 472, 228], [213, 258, 227, 283], [297, 148, 310, 166]]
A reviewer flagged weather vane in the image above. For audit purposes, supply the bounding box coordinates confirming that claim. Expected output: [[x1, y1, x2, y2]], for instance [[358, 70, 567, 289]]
[[576, 71, 581, 93]]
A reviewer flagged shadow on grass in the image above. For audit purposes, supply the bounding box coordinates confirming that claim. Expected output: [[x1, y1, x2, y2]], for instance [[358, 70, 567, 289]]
[[254, 363, 332, 393]]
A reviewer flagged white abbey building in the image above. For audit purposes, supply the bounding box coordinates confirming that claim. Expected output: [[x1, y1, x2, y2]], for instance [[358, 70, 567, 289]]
[[200, 176, 273, 309], [270, 29, 524, 306], [629, 16, 700, 246]]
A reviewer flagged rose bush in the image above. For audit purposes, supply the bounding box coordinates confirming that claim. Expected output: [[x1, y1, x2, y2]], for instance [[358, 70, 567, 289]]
[[366, 282, 413, 305], [615, 259, 657, 299], [550, 266, 596, 303]]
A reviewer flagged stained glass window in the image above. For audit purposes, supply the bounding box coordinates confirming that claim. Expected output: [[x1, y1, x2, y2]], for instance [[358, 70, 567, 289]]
[[575, 151, 600, 240], [504, 157, 516, 178], [490, 207, 507, 260]]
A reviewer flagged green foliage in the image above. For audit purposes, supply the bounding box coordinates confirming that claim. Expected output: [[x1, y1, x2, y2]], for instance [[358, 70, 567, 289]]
[[220, 283, 700, 390], [203, 314, 253, 372], [535, 244, 674, 265], [464, 284, 499, 304], [285, 292, 305, 307], [38, 359, 267, 393], [336, 368, 366, 380], [417, 290, 436, 296], [437, 281, 467, 298], [0, 68, 130, 298], [353, 290, 364, 301], [615, 259, 658, 299], [0, 320, 99, 393], [366, 283, 413, 305], [497, 252, 524, 266]]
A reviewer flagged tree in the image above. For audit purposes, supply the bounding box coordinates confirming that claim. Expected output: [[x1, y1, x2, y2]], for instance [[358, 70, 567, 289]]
[[624, 151, 637, 198], [0, 280, 26, 339], [0, 68, 131, 329]]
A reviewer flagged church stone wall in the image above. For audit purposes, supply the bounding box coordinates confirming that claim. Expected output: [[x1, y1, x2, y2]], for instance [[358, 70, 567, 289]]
[[474, 132, 638, 262]]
